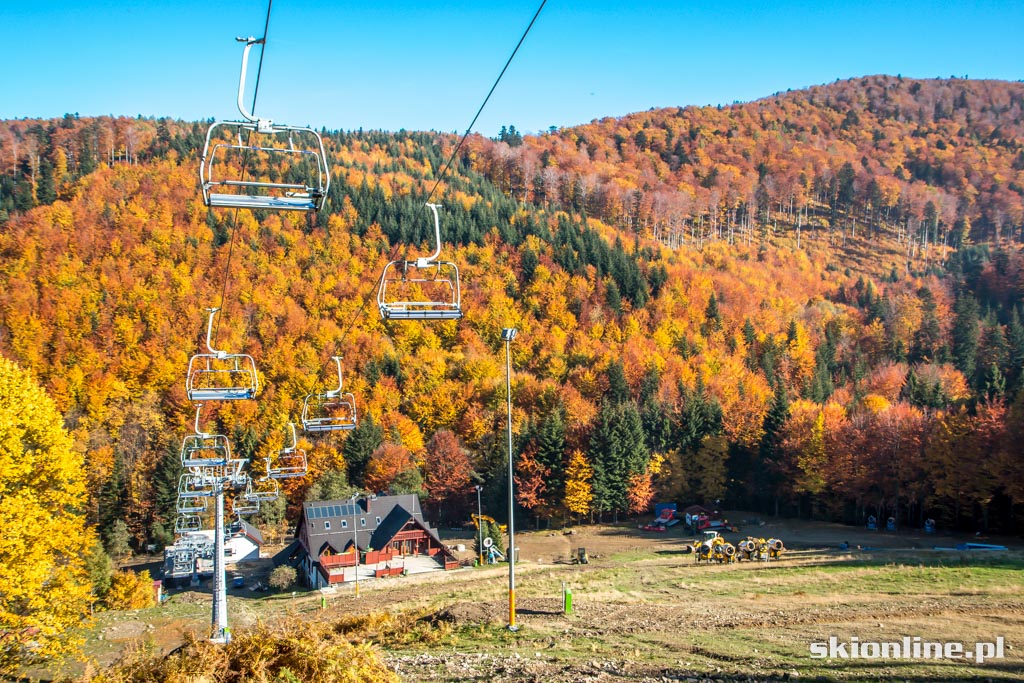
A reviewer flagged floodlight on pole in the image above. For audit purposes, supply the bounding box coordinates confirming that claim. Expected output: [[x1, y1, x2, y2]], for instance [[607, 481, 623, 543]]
[[475, 485, 484, 567], [501, 327, 518, 631], [351, 493, 361, 598]]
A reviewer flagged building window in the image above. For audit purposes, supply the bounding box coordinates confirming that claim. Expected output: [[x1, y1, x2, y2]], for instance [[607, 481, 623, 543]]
[[324, 521, 331, 530], [340, 520, 348, 529]]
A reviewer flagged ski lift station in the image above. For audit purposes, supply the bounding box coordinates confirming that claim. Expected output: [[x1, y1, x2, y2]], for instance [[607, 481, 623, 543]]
[[163, 520, 264, 587]]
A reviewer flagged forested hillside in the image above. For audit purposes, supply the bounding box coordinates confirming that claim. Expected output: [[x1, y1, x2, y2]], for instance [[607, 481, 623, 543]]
[[1, 75, 1023, 557]]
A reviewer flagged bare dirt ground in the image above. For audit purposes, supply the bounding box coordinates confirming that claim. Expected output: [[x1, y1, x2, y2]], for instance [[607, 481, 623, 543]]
[[49, 515, 1024, 682]]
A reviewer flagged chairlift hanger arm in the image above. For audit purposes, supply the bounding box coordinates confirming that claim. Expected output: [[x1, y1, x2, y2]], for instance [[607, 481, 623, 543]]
[[414, 203, 443, 267], [235, 36, 271, 129], [325, 356, 344, 398], [204, 308, 227, 359]]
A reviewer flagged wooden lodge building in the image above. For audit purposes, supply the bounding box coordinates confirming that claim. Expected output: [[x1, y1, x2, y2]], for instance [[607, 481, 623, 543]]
[[296, 494, 458, 588]]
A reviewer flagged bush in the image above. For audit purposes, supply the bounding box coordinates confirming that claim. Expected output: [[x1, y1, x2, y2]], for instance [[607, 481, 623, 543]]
[[268, 565, 297, 591], [104, 570, 155, 611], [103, 520, 132, 561], [85, 540, 114, 599], [81, 618, 399, 682]]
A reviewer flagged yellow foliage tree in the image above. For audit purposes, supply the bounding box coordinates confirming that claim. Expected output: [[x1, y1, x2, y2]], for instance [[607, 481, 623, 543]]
[[104, 570, 156, 611], [0, 357, 95, 675], [563, 449, 593, 517]]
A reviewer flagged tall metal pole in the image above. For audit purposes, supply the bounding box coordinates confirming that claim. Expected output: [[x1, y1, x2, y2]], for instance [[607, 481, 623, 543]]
[[502, 327, 518, 631], [476, 485, 484, 566], [211, 485, 229, 643], [352, 494, 360, 598]]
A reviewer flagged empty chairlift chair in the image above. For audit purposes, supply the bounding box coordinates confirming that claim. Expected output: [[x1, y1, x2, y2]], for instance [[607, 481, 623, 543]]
[[301, 356, 357, 432], [266, 423, 308, 478], [180, 406, 232, 470], [186, 308, 260, 401], [232, 477, 279, 516], [377, 203, 463, 320], [200, 37, 330, 212], [176, 475, 212, 514], [231, 493, 260, 517], [175, 514, 204, 534], [176, 495, 208, 515]]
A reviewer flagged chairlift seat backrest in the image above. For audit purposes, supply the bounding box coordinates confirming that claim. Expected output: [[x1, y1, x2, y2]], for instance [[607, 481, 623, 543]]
[[201, 130, 329, 212], [181, 433, 232, 469], [191, 459, 248, 488], [181, 406, 233, 469]]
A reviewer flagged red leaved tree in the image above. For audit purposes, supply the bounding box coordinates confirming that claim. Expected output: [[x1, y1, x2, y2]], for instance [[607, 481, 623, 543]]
[[423, 429, 474, 525]]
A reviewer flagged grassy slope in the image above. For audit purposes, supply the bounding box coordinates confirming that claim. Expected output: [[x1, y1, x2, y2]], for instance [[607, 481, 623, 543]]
[[54, 534, 1024, 682]]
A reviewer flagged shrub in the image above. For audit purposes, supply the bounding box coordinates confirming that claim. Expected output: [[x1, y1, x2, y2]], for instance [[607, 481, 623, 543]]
[[268, 565, 297, 591], [82, 618, 399, 682], [104, 570, 156, 611]]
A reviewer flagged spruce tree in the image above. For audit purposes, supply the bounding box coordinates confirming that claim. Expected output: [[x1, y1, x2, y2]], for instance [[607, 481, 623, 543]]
[[702, 292, 722, 334], [742, 318, 758, 371], [151, 441, 183, 545], [951, 294, 980, 382], [588, 402, 617, 520], [98, 452, 127, 537], [343, 414, 384, 487], [1006, 307, 1024, 395], [911, 287, 943, 362], [606, 360, 630, 405], [759, 381, 790, 464]]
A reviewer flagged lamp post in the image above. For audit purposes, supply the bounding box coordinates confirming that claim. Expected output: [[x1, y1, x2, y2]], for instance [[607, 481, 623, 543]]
[[475, 485, 484, 566], [351, 493, 360, 598], [501, 327, 518, 631]]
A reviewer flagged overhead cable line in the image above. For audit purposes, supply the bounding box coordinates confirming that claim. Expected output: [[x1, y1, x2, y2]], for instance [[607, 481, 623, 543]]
[[425, 0, 548, 204], [214, 0, 274, 345], [321, 0, 549, 364]]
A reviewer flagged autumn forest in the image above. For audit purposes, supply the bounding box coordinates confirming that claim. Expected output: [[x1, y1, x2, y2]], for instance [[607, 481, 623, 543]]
[[2, 75, 1024, 564]]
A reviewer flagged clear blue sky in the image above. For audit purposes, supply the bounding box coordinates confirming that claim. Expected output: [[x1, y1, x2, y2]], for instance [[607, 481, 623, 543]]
[[1, 1, 1022, 135]]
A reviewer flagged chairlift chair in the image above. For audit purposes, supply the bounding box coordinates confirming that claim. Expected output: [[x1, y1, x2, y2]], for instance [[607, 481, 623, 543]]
[[180, 406, 232, 469], [301, 357, 357, 432], [178, 473, 214, 499], [204, 458, 249, 489], [231, 495, 260, 516], [200, 37, 330, 212], [176, 489, 209, 515], [266, 423, 308, 478], [186, 308, 260, 401], [377, 203, 463, 321], [243, 476, 280, 502], [175, 514, 204, 534]]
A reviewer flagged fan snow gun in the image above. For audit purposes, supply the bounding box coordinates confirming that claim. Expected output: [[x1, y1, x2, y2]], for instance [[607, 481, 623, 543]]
[[692, 536, 737, 564], [737, 537, 784, 561]]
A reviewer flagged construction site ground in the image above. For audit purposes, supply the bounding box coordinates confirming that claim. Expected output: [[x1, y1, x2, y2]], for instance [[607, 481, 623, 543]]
[[53, 514, 1024, 682]]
